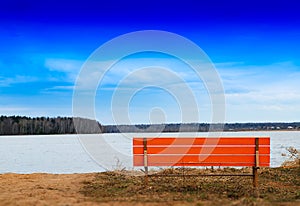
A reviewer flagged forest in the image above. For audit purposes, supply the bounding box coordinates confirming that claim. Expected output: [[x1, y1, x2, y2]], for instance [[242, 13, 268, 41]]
[[0, 116, 299, 135], [0, 116, 102, 135]]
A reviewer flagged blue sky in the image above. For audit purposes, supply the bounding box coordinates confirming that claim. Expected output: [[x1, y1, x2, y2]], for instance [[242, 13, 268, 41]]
[[1, 0, 300, 124]]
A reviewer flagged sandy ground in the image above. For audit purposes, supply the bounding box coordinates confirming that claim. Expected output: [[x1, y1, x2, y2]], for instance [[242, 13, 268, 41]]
[[0, 173, 180, 206], [0, 173, 98, 206]]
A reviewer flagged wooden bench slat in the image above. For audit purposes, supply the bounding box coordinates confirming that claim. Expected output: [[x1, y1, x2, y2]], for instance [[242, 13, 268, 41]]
[[133, 146, 270, 155], [133, 137, 270, 146], [134, 162, 270, 167], [133, 154, 270, 166]]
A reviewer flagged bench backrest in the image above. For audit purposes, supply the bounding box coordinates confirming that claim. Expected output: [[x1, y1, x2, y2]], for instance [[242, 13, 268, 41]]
[[133, 137, 270, 167]]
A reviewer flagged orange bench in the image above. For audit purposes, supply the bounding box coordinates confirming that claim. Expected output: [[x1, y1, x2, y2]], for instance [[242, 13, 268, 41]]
[[133, 137, 270, 187]]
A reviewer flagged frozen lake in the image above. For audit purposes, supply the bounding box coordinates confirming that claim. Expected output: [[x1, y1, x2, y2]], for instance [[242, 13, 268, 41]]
[[0, 131, 299, 173]]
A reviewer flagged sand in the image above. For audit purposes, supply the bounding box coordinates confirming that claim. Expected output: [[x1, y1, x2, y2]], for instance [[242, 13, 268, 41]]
[[0, 173, 170, 206], [0, 173, 97, 206]]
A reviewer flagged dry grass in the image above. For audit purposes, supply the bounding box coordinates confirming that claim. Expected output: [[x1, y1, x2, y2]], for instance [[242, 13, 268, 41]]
[[81, 167, 300, 205], [282, 147, 300, 168]]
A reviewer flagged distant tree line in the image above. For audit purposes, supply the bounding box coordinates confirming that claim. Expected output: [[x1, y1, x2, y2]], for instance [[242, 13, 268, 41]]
[[1, 116, 300, 135], [102, 123, 210, 133], [0, 116, 102, 135], [103, 122, 300, 133]]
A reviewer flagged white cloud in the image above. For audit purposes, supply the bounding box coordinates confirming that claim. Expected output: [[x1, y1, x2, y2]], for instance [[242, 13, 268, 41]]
[[45, 59, 84, 82], [58, 56, 220, 92], [216, 61, 300, 94], [45, 59, 83, 73], [0, 75, 38, 87], [43, 85, 75, 93], [214, 61, 300, 122], [120, 67, 185, 86]]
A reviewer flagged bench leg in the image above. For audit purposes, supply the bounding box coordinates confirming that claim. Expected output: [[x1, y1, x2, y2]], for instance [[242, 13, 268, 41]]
[[144, 166, 148, 185], [253, 138, 260, 188], [252, 166, 258, 188]]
